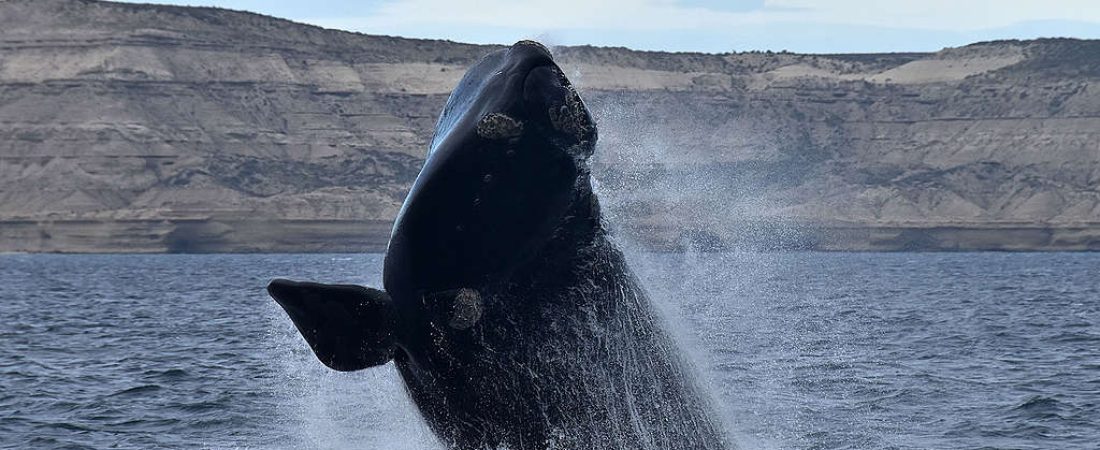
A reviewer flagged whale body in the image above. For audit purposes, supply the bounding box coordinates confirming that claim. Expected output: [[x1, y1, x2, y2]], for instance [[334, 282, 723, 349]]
[[268, 41, 730, 450]]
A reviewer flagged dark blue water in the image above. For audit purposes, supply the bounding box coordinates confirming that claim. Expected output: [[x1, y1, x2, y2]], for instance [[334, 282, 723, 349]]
[[0, 252, 1097, 449]]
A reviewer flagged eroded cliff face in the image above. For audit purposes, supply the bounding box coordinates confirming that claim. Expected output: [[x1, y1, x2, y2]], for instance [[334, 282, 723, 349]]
[[1, 0, 1098, 252], [579, 42, 1100, 250]]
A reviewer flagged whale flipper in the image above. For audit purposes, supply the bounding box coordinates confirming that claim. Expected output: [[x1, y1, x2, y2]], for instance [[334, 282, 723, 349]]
[[267, 279, 396, 371]]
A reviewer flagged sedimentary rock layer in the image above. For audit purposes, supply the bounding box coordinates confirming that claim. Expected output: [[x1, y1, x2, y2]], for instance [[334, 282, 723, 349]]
[[1, 0, 1098, 251]]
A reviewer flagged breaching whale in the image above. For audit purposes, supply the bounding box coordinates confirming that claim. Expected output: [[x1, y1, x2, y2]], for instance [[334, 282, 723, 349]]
[[268, 41, 730, 450]]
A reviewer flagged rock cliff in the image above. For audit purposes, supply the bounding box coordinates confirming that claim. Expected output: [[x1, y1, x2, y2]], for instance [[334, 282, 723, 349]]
[[1, 0, 1098, 252]]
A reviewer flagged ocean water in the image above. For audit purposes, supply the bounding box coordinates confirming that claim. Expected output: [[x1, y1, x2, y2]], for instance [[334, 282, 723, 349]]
[[0, 252, 1097, 449]]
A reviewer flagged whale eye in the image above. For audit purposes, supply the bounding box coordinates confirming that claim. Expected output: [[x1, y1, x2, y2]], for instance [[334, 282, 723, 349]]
[[422, 288, 484, 331], [448, 289, 483, 330]]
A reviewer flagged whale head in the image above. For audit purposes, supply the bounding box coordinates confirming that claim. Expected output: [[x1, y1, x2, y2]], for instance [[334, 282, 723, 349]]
[[384, 41, 599, 302]]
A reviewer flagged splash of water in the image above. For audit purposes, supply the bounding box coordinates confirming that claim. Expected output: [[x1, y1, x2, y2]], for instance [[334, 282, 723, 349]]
[[573, 77, 794, 449], [265, 262, 442, 449]]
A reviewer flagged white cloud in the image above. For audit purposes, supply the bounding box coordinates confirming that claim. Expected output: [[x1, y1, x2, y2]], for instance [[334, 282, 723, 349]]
[[312, 0, 784, 32], [115, 0, 1100, 52], [309, 0, 1100, 33], [768, 0, 1100, 30]]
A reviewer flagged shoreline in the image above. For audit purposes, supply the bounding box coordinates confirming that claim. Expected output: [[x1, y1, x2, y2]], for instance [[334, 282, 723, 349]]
[[2, 218, 1098, 253]]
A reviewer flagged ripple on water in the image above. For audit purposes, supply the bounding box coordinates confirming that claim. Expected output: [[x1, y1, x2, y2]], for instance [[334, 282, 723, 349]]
[[106, 385, 163, 398], [0, 253, 1097, 449], [142, 368, 191, 381]]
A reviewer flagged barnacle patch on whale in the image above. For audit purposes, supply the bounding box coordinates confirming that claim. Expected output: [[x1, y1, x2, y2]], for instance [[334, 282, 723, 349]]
[[476, 113, 524, 140], [548, 88, 592, 139]]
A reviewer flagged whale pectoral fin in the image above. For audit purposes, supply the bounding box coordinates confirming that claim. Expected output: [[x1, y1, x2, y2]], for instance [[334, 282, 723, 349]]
[[267, 279, 396, 372]]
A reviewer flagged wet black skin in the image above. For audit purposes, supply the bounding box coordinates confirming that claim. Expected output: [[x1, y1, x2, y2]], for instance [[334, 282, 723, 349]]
[[384, 40, 593, 307], [269, 41, 730, 450]]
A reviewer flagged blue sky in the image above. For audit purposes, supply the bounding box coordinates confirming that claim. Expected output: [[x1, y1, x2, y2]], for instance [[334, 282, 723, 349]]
[[116, 0, 1100, 53]]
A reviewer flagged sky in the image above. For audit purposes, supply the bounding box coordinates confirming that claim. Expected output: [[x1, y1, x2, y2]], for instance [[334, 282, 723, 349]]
[[115, 0, 1100, 53]]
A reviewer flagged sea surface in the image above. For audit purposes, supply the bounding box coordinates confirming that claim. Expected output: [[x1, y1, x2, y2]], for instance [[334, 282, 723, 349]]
[[0, 252, 1097, 449]]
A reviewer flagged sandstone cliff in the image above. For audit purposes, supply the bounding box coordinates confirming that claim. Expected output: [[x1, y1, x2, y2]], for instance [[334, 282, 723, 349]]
[[1, 0, 1098, 252]]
